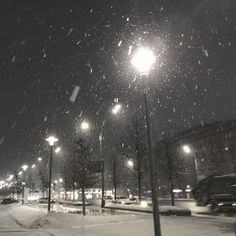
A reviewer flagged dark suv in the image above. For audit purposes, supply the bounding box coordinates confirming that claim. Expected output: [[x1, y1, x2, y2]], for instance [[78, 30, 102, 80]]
[[193, 175, 236, 209]]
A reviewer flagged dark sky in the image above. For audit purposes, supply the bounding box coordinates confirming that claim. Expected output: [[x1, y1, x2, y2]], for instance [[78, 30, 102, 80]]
[[0, 0, 236, 178]]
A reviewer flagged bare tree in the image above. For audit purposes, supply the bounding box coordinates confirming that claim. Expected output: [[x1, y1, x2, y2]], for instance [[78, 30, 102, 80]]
[[155, 140, 183, 206], [63, 137, 96, 215], [38, 162, 48, 197], [13, 171, 22, 195], [121, 112, 148, 202]]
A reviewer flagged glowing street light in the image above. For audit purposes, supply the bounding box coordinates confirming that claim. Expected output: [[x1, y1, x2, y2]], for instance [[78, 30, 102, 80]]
[[112, 103, 122, 115], [131, 46, 161, 236], [80, 120, 90, 131], [45, 135, 58, 212], [45, 136, 58, 146], [59, 178, 63, 183], [31, 164, 36, 169], [131, 47, 156, 75], [38, 157, 42, 162], [127, 160, 134, 167], [22, 164, 28, 171], [182, 145, 191, 154]]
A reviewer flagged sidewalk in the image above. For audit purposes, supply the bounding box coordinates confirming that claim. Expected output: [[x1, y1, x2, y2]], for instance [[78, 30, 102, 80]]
[[4, 203, 235, 236]]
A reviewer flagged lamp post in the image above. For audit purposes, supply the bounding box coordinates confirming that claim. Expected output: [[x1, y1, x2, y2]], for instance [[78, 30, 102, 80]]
[[182, 145, 199, 182], [131, 46, 161, 236], [100, 103, 122, 208], [21, 164, 28, 205], [45, 136, 58, 212]]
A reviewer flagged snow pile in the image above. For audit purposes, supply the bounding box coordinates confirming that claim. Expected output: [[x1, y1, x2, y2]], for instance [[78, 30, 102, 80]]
[[6, 203, 46, 228], [105, 202, 191, 216], [4, 204, 235, 235]]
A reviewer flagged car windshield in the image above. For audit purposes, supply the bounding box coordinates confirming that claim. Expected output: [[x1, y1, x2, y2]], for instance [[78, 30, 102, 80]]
[[0, 1, 235, 236]]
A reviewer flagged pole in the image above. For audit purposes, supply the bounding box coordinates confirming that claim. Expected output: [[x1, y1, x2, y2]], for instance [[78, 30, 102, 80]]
[[22, 172, 25, 205], [194, 153, 199, 183], [100, 125, 105, 208], [113, 155, 117, 201], [48, 145, 53, 212], [80, 139, 86, 215], [144, 89, 161, 236], [165, 142, 175, 206]]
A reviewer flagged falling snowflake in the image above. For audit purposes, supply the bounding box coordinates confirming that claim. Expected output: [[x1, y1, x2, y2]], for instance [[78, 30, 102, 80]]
[[67, 28, 73, 37], [203, 49, 209, 57], [70, 86, 80, 103], [128, 45, 132, 55]]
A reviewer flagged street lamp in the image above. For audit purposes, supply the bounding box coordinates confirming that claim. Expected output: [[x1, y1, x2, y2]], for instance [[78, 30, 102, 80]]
[[131, 46, 161, 236], [38, 157, 42, 162], [127, 160, 134, 167], [80, 120, 90, 131], [45, 135, 58, 212], [182, 144, 199, 181], [112, 103, 122, 115], [182, 145, 191, 154], [21, 164, 28, 205], [100, 103, 123, 208]]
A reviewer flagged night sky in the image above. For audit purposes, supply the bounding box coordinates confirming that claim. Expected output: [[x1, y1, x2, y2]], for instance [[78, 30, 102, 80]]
[[0, 0, 236, 178]]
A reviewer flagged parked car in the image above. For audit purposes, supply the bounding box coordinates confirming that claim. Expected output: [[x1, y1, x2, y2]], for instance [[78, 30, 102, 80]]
[[0, 198, 18, 204], [38, 198, 56, 204], [193, 175, 236, 209], [104, 195, 113, 200]]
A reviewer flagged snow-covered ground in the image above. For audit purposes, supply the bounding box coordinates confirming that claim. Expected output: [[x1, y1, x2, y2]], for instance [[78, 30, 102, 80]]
[[105, 202, 191, 216], [2, 204, 235, 236]]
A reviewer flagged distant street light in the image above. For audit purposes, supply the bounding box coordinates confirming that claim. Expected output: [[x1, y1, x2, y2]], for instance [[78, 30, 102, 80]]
[[127, 160, 134, 167], [59, 178, 63, 183], [112, 103, 122, 115], [31, 164, 36, 169], [80, 120, 90, 131], [182, 145, 191, 154], [131, 46, 161, 236], [38, 157, 42, 162], [21, 164, 28, 205], [22, 165, 28, 171], [45, 136, 58, 212]]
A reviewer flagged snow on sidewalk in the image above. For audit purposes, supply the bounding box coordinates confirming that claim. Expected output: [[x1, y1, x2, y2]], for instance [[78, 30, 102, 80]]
[[5, 203, 235, 235], [6, 203, 46, 228]]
